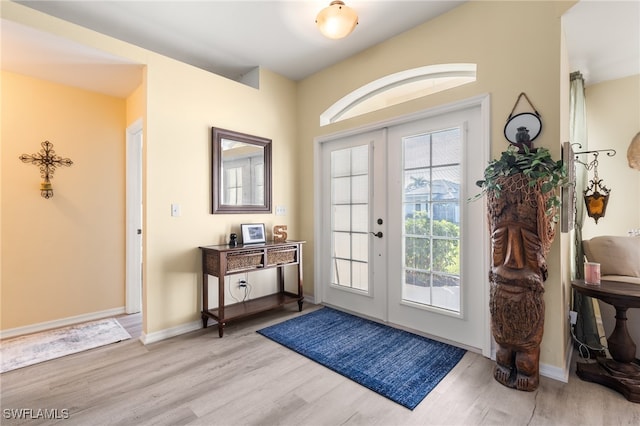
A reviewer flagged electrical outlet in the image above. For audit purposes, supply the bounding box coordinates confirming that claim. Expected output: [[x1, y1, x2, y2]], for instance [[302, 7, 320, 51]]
[[569, 310, 578, 325]]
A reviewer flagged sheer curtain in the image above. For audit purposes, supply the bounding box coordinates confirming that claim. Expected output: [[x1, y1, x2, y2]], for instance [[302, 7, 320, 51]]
[[569, 71, 601, 352]]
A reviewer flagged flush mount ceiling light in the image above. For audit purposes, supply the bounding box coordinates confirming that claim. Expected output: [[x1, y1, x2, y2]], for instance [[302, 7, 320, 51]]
[[316, 1, 358, 39]]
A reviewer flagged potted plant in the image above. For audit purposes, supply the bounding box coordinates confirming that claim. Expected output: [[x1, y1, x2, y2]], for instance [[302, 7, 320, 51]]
[[473, 144, 566, 216], [473, 142, 567, 391]]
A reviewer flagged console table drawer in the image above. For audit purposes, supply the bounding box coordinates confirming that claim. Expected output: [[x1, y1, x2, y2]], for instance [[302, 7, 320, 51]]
[[226, 250, 264, 272], [266, 246, 298, 266]]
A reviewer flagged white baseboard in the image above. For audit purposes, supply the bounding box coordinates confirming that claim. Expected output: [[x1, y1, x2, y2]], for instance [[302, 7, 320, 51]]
[[540, 337, 573, 383], [540, 361, 569, 384], [140, 319, 202, 345], [1, 307, 126, 339]]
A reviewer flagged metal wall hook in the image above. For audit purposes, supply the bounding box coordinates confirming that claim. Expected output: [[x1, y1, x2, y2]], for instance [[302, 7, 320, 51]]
[[571, 143, 616, 170]]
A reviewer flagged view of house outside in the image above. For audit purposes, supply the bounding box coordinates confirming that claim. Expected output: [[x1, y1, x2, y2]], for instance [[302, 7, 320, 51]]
[[403, 127, 461, 313]]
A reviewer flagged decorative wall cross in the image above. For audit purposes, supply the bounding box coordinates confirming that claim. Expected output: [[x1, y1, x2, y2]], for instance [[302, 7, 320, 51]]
[[19, 140, 73, 199]]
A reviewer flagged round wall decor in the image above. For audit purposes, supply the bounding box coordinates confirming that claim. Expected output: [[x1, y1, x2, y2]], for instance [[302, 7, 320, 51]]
[[504, 112, 542, 144]]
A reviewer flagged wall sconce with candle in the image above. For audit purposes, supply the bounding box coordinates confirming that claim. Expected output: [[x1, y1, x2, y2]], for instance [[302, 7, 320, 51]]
[[573, 145, 616, 224]]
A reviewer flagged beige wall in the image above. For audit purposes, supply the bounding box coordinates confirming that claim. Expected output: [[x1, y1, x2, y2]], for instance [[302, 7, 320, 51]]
[[1, 3, 299, 337], [582, 74, 640, 238], [297, 0, 575, 369], [142, 58, 298, 333], [126, 83, 145, 126], [2, 0, 584, 372], [1, 71, 127, 329]]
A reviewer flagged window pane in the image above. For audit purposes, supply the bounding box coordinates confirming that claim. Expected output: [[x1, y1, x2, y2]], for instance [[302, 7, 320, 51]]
[[432, 203, 460, 236], [351, 145, 369, 174], [432, 166, 459, 201], [404, 271, 432, 305], [352, 233, 368, 262], [432, 128, 461, 166], [333, 231, 350, 259], [331, 149, 351, 177], [405, 237, 430, 270], [432, 274, 460, 312], [334, 259, 351, 287], [332, 177, 351, 204], [352, 262, 368, 291], [404, 134, 431, 169], [352, 204, 368, 232], [432, 239, 459, 274], [333, 205, 350, 231], [351, 175, 368, 204], [405, 270, 430, 287], [405, 211, 430, 237]]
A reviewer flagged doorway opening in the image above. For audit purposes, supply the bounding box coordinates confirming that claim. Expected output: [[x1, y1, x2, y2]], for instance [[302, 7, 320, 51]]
[[126, 118, 143, 320]]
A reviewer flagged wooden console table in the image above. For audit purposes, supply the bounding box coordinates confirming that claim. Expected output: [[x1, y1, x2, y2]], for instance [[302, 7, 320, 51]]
[[199, 241, 304, 337], [572, 279, 640, 402]]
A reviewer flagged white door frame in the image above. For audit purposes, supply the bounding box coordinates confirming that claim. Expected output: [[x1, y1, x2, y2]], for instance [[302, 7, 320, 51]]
[[126, 118, 143, 314], [314, 94, 492, 357]]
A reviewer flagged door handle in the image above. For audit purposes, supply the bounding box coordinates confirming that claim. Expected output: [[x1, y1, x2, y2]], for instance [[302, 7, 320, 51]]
[[370, 231, 383, 238]]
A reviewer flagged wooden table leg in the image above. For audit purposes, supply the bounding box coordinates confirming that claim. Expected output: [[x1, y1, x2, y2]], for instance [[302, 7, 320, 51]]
[[202, 257, 209, 328], [298, 246, 304, 312], [576, 304, 640, 403], [607, 306, 637, 363]]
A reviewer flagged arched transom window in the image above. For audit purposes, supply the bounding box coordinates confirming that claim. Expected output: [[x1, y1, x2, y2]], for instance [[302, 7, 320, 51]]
[[320, 63, 477, 126]]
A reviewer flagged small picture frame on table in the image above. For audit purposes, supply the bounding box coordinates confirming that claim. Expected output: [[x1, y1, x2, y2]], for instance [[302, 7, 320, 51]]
[[241, 223, 266, 244]]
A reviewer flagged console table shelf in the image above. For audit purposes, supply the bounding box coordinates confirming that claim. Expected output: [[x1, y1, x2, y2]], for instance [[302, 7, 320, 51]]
[[203, 292, 301, 322], [199, 241, 304, 337]]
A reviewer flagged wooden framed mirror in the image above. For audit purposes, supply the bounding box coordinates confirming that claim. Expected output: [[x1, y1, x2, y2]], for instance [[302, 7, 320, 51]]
[[211, 127, 272, 214]]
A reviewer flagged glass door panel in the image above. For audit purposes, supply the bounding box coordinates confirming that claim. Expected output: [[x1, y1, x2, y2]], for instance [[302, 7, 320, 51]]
[[387, 104, 488, 353], [402, 128, 462, 313], [320, 130, 387, 320], [330, 145, 369, 292]]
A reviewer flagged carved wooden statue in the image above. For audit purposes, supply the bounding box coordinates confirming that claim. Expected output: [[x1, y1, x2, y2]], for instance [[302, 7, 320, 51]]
[[487, 173, 556, 391]]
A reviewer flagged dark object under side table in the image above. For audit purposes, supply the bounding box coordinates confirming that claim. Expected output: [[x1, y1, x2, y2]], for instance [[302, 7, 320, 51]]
[[572, 279, 640, 402]]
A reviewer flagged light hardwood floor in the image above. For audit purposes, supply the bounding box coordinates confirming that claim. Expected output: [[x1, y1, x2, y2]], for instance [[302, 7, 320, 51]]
[[116, 312, 143, 340], [1, 305, 639, 425]]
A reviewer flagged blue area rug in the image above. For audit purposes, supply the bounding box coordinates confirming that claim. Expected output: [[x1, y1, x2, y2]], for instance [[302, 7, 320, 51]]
[[257, 307, 466, 409]]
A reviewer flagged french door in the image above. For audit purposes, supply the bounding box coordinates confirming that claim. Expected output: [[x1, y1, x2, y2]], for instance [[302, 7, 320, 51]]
[[318, 99, 489, 353], [386, 106, 487, 351], [320, 129, 388, 321]]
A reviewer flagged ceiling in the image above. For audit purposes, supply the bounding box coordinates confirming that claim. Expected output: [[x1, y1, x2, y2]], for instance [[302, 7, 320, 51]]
[[2, 1, 639, 98], [563, 0, 640, 85]]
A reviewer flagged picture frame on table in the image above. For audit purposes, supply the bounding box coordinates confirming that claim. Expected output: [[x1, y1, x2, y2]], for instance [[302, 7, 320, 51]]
[[241, 223, 266, 244]]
